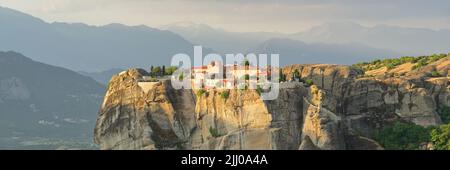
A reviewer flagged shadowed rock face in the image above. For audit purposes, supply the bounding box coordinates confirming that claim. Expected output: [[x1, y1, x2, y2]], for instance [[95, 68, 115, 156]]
[[94, 57, 449, 150]]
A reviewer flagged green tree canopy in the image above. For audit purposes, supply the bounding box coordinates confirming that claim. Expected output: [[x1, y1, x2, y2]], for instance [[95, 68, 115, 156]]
[[374, 122, 432, 150], [431, 124, 450, 150]]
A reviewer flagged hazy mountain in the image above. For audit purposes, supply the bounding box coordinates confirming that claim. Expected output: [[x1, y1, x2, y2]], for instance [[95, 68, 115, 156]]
[[164, 21, 450, 58], [0, 51, 105, 149], [0, 6, 211, 72], [161, 22, 285, 54], [79, 68, 124, 85], [254, 38, 399, 65], [292, 22, 450, 55]]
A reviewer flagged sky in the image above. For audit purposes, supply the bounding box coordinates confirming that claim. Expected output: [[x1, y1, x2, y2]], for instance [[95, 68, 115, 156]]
[[1, 0, 450, 33]]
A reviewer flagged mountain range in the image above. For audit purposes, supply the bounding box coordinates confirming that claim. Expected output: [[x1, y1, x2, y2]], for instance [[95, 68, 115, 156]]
[[253, 38, 398, 65], [0, 6, 209, 72], [163, 22, 450, 59], [161, 22, 284, 54], [0, 51, 104, 149], [162, 22, 399, 64], [292, 22, 450, 56], [4, 6, 449, 73]]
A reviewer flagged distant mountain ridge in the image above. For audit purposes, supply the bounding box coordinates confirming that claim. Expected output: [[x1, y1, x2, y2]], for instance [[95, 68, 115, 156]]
[[0, 6, 212, 72], [0, 51, 105, 149], [164, 21, 450, 59], [161, 22, 284, 54], [254, 38, 399, 65], [292, 22, 450, 55], [79, 68, 124, 85]]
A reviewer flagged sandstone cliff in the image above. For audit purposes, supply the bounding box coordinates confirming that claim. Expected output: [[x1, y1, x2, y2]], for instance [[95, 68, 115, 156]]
[[94, 57, 449, 150]]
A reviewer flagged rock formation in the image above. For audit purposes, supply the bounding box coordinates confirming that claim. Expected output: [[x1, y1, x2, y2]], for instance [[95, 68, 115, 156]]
[[94, 57, 449, 150]]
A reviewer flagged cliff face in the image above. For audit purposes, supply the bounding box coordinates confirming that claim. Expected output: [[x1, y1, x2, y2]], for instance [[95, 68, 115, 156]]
[[283, 60, 449, 137], [94, 69, 307, 150], [189, 82, 306, 150], [94, 58, 449, 150], [94, 69, 196, 149]]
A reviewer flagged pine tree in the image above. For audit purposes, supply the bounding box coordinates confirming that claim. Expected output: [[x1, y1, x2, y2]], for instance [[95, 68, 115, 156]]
[[279, 68, 285, 82], [162, 65, 166, 76], [154, 66, 161, 77], [150, 65, 154, 77], [293, 69, 300, 81]]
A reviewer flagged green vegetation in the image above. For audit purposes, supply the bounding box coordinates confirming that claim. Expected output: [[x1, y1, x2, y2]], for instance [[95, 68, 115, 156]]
[[353, 53, 448, 72], [244, 59, 250, 66], [412, 59, 428, 70], [179, 72, 184, 81], [279, 68, 286, 82], [374, 108, 450, 150], [431, 124, 450, 150], [430, 70, 441, 77], [374, 122, 433, 150], [142, 77, 158, 82], [150, 65, 178, 77], [220, 91, 230, 100], [256, 85, 263, 95], [305, 79, 314, 87], [165, 66, 178, 75], [293, 69, 300, 78], [295, 77, 314, 87], [176, 143, 184, 150], [151, 66, 162, 76], [209, 126, 221, 138], [386, 63, 397, 70], [439, 106, 450, 124], [244, 74, 250, 80], [237, 84, 246, 90], [197, 89, 206, 96], [292, 69, 301, 80]]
